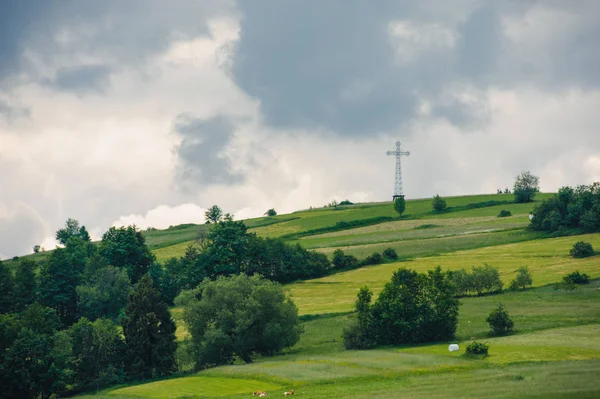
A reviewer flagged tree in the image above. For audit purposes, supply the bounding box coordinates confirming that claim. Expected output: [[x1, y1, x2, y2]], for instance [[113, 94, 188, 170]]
[[432, 194, 447, 212], [14, 259, 37, 311], [204, 219, 251, 277], [177, 274, 302, 369], [513, 171, 540, 203], [393, 197, 406, 216], [509, 266, 533, 290], [204, 205, 224, 224], [33, 245, 41, 253], [486, 303, 514, 336], [0, 261, 15, 314], [39, 248, 81, 326], [100, 226, 155, 283], [264, 208, 277, 217], [148, 262, 178, 306], [70, 317, 124, 392], [0, 304, 71, 399], [343, 286, 375, 349], [368, 267, 459, 345], [77, 266, 131, 321], [122, 275, 177, 380], [56, 217, 92, 245]]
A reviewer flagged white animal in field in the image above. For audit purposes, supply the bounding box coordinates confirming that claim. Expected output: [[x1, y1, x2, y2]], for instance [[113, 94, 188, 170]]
[[253, 391, 267, 397], [283, 389, 294, 396]]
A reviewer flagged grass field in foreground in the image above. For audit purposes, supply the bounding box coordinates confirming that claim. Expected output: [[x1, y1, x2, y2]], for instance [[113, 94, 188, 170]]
[[290, 233, 600, 315], [78, 281, 600, 399]]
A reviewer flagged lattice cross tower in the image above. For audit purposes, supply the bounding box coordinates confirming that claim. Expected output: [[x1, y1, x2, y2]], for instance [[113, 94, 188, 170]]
[[386, 141, 410, 199]]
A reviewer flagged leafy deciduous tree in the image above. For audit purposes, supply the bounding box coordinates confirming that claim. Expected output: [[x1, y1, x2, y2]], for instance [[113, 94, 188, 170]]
[[177, 274, 302, 369], [100, 226, 155, 283], [0, 261, 15, 314], [513, 171, 540, 203], [432, 194, 447, 212], [14, 259, 37, 311], [204, 205, 224, 224]]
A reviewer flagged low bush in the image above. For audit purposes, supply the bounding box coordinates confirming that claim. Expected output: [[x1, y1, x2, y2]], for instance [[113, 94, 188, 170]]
[[432, 195, 447, 212], [498, 209, 512, 217], [332, 249, 359, 271], [569, 241, 594, 258], [361, 252, 384, 266], [339, 200, 354, 206], [382, 247, 398, 260], [563, 270, 590, 285], [486, 303, 514, 336], [465, 341, 489, 357]]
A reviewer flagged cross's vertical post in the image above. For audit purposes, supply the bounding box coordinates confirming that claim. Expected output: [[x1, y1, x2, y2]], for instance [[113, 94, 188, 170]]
[[386, 141, 410, 201]]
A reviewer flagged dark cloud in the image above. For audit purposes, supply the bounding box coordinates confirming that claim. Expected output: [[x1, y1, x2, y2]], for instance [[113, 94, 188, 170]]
[[173, 114, 243, 189], [0, 0, 233, 89], [231, 1, 600, 134], [46, 64, 112, 95]]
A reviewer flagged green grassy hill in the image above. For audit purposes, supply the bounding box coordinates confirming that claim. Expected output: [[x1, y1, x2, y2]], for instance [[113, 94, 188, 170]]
[[73, 192, 600, 399]]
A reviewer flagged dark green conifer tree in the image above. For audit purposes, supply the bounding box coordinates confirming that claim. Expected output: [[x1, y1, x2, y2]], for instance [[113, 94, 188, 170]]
[[122, 274, 177, 380]]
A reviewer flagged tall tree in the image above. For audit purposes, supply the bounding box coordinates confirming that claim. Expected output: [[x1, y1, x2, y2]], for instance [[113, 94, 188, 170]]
[[204, 205, 224, 224], [0, 304, 71, 399], [70, 317, 124, 392], [513, 171, 540, 203], [122, 275, 177, 380], [39, 248, 80, 325], [100, 226, 154, 283], [77, 266, 131, 321], [0, 261, 15, 314], [14, 259, 37, 311], [56, 217, 92, 245]]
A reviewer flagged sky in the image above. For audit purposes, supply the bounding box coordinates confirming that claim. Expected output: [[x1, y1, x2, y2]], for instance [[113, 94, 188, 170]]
[[1, 0, 599, 259]]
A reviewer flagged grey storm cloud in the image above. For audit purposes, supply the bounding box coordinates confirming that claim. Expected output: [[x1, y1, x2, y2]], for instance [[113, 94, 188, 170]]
[[174, 114, 243, 189], [0, 0, 233, 91], [231, 1, 600, 134], [45, 64, 113, 95]]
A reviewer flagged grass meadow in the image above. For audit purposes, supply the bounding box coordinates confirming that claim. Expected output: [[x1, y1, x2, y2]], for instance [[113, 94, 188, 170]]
[[70, 193, 600, 398]]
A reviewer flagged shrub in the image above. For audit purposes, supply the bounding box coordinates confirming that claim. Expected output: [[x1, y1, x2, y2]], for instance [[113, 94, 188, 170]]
[[498, 209, 512, 217], [382, 247, 398, 260], [570, 241, 594, 258], [486, 303, 514, 336], [332, 249, 359, 270], [563, 270, 590, 285], [339, 200, 354, 206], [394, 197, 406, 216], [264, 208, 277, 217], [432, 194, 447, 212], [465, 341, 489, 357], [361, 252, 384, 266], [509, 266, 533, 290]]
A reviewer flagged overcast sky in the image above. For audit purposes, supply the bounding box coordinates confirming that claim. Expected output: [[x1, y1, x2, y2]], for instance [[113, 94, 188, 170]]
[[1, 0, 599, 258]]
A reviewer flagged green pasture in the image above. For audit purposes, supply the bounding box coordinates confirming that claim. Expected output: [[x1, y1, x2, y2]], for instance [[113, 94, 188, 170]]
[[298, 215, 529, 249], [290, 233, 600, 315], [102, 376, 281, 398], [87, 281, 600, 398]]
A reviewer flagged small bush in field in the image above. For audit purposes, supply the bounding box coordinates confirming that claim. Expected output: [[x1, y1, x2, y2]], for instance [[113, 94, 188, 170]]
[[563, 270, 590, 285], [498, 209, 512, 217], [361, 252, 383, 266], [569, 241, 594, 258], [465, 341, 489, 357], [382, 248, 398, 260]]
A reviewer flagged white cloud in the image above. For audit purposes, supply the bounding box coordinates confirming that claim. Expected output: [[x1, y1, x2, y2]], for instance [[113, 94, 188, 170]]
[[112, 203, 207, 230]]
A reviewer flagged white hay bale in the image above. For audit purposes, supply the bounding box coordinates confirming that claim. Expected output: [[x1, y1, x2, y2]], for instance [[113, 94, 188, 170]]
[[448, 344, 459, 352]]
